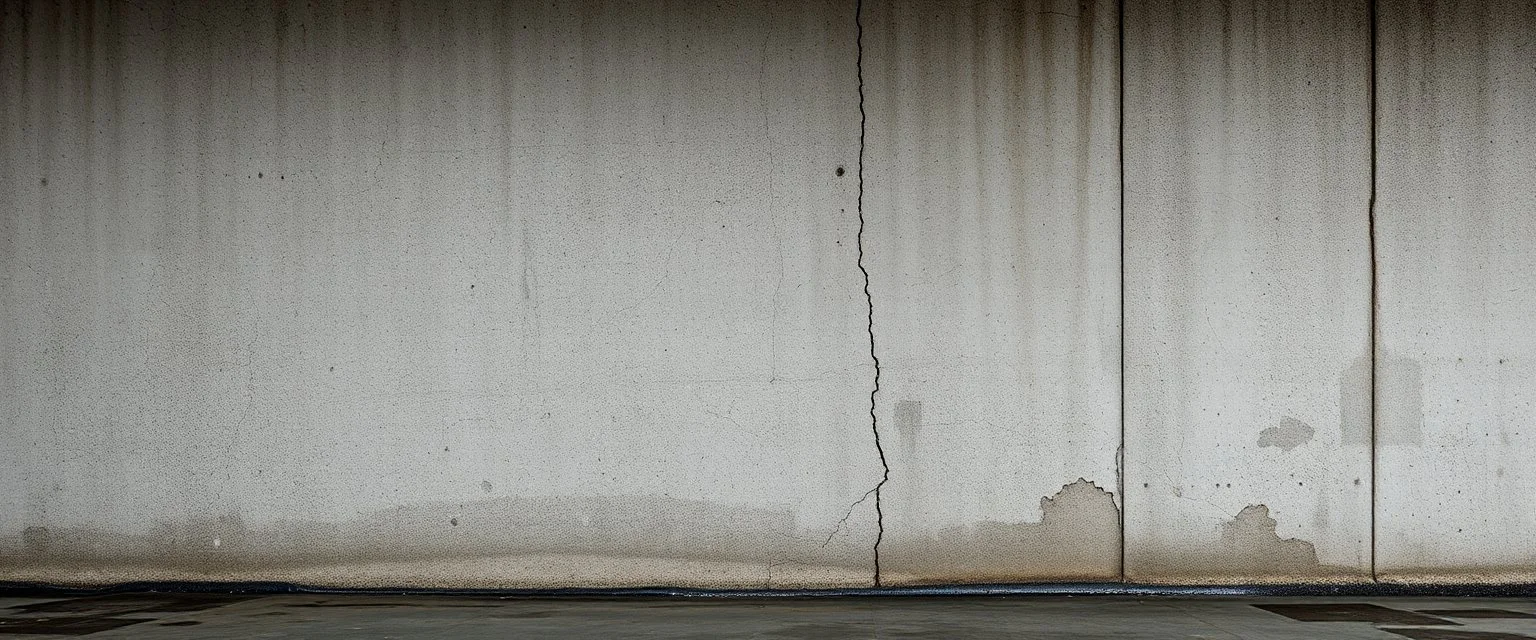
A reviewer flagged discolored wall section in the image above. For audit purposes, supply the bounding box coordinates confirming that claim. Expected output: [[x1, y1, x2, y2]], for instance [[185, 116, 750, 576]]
[[0, 0, 880, 588], [1375, 0, 1536, 584], [861, 0, 1121, 585], [1122, 0, 1373, 583], [2, 0, 1535, 589]]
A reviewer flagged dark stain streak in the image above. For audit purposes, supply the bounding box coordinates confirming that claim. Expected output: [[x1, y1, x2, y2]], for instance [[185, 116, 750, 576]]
[[0, 616, 146, 635], [11, 593, 252, 614], [0, 593, 249, 635], [1379, 629, 1534, 640], [1418, 610, 1536, 620]]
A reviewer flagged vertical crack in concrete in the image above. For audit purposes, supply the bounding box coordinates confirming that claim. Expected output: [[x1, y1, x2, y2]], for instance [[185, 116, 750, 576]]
[[853, 0, 890, 587]]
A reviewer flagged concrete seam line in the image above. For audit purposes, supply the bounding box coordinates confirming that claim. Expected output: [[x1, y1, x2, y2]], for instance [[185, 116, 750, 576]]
[[1368, 0, 1380, 584]]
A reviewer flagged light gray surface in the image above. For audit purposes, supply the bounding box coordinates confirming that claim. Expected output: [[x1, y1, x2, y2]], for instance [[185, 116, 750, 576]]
[[3, 0, 1536, 588], [3, 595, 1536, 639], [0, 0, 877, 587], [1375, 0, 1536, 583], [1123, 0, 1372, 583], [862, 0, 1121, 585]]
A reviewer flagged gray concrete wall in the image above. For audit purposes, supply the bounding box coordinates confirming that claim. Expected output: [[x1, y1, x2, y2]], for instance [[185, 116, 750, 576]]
[[1376, 0, 1536, 584], [0, 0, 876, 588], [1, 0, 1533, 587], [1122, 0, 1373, 584], [864, 0, 1121, 585]]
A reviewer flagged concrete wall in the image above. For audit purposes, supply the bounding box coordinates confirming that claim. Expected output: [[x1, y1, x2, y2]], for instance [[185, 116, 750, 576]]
[[0, 0, 876, 588], [1, 0, 1532, 588], [864, 0, 1121, 585], [1376, 0, 1536, 584], [1122, 0, 1372, 584]]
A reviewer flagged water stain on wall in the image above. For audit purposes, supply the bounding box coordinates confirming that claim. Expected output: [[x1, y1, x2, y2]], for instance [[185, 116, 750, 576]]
[[1258, 417, 1314, 451], [1130, 504, 1363, 583], [882, 479, 1120, 584], [893, 400, 922, 454], [0, 495, 874, 588], [1341, 352, 1424, 445]]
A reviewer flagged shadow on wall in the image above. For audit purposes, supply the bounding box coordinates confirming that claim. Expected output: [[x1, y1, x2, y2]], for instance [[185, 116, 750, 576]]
[[1341, 353, 1423, 446], [0, 495, 874, 587], [883, 479, 1121, 584]]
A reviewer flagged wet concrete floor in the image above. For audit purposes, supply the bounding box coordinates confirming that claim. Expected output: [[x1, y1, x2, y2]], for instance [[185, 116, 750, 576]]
[[1, 593, 1535, 638]]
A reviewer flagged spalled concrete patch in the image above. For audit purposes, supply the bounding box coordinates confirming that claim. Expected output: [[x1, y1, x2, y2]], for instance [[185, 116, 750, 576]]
[[882, 479, 1120, 584], [1128, 504, 1366, 584]]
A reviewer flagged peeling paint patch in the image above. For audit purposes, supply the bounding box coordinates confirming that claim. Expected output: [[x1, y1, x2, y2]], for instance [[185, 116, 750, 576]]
[[1258, 417, 1314, 451], [882, 479, 1120, 583]]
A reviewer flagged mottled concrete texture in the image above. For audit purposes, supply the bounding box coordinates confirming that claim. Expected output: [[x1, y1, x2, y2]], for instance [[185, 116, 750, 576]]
[[1122, 0, 1373, 583], [2, 0, 1535, 589], [0, 0, 876, 588], [1375, 0, 1536, 584], [862, 0, 1121, 584]]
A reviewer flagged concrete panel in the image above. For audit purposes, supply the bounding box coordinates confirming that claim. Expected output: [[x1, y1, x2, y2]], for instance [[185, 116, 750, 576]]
[[0, 0, 879, 587], [1375, 0, 1536, 583], [862, 0, 1122, 584], [1123, 0, 1372, 582]]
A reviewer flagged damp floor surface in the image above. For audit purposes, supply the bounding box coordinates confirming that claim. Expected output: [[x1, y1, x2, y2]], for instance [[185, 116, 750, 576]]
[[1, 593, 1535, 638]]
